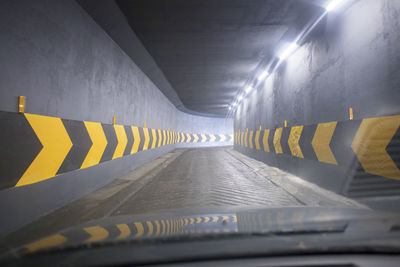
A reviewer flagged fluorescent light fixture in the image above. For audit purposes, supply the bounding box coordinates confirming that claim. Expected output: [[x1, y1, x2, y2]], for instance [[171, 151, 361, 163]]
[[245, 86, 252, 93], [326, 0, 345, 11], [228, 106, 232, 110], [279, 42, 299, 61], [257, 71, 269, 81], [238, 95, 243, 101]]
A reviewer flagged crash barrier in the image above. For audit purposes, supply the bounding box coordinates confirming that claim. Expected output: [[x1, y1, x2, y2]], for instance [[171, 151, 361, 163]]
[[234, 115, 400, 197], [0, 111, 233, 189]]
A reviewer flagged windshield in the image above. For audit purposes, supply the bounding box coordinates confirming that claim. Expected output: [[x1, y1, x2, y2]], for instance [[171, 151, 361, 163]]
[[0, 0, 399, 266]]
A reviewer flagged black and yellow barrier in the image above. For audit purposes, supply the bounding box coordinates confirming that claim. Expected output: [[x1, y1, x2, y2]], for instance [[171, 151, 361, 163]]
[[234, 115, 400, 182], [0, 111, 233, 190]]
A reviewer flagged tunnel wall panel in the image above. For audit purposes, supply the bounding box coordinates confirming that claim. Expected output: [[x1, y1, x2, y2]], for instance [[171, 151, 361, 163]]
[[0, 0, 233, 237], [234, 0, 400, 197]]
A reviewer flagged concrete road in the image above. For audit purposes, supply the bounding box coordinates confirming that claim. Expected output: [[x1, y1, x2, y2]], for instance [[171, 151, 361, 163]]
[[0, 147, 363, 254]]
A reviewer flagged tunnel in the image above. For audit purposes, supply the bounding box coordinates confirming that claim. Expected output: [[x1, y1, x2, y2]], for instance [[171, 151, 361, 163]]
[[0, 0, 400, 265]]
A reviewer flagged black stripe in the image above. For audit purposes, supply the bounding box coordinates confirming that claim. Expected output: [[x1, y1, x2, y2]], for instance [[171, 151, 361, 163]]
[[123, 125, 133, 156], [100, 124, 118, 162], [268, 129, 275, 153], [281, 127, 291, 155], [0, 111, 42, 189], [387, 125, 400, 170], [330, 120, 362, 167], [137, 127, 145, 151], [299, 124, 318, 161], [57, 119, 92, 174], [148, 128, 154, 148]]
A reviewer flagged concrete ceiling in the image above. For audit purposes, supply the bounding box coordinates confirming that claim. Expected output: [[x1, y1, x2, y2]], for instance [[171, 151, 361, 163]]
[[115, 0, 324, 116]]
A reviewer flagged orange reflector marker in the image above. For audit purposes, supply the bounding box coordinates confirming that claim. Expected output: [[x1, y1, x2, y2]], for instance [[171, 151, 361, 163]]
[[349, 108, 354, 120], [18, 96, 25, 113]]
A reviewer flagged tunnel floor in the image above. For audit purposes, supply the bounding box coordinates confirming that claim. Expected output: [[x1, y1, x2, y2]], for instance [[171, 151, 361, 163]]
[[0, 147, 363, 254]]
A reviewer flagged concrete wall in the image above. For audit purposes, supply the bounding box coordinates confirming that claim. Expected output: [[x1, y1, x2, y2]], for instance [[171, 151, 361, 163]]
[[234, 0, 400, 195], [0, 0, 232, 236]]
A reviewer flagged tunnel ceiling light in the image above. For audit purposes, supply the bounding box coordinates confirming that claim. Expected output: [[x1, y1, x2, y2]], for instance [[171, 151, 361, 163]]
[[228, 106, 232, 110], [238, 95, 243, 102], [257, 71, 269, 81], [245, 86, 252, 94], [326, 0, 346, 11], [279, 42, 299, 61]]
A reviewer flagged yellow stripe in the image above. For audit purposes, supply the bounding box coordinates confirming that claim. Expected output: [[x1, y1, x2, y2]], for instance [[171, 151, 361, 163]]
[[288, 126, 304, 158], [312, 122, 338, 165], [163, 130, 166, 146], [219, 134, 226, 142], [81, 121, 107, 169], [151, 129, 157, 149], [116, 224, 131, 240], [351, 115, 400, 180], [255, 130, 261, 150], [201, 134, 207, 142], [17, 114, 73, 187], [84, 226, 109, 243], [155, 220, 161, 236], [143, 127, 150, 150], [134, 222, 144, 238], [25, 234, 67, 253], [146, 221, 154, 237], [193, 134, 199, 143], [131, 126, 140, 154], [186, 133, 191, 143], [249, 130, 254, 149], [190, 218, 195, 224], [166, 220, 170, 234], [209, 134, 216, 142], [112, 125, 127, 159], [273, 128, 283, 154], [263, 129, 270, 152], [157, 129, 162, 147], [241, 131, 244, 146]]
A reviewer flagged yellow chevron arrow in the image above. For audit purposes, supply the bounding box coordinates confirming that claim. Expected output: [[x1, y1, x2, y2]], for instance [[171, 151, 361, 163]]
[[273, 128, 283, 154], [249, 130, 254, 148], [288, 126, 304, 158], [193, 133, 199, 142], [134, 222, 144, 238], [255, 130, 261, 150], [212, 216, 219, 222], [196, 217, 202, 223], [157, 129, 162, 147], [81, 121, 107, 169], [209, 134, 216, 142], [241, 131, 244, 146], [84, 226, 109, 243], [351, 115, 400, 180], [186, 133, 192, 143], [219, 134, 227, 142], [112, 125, 127, 159], [131, 126, 140, 154], [201, 134, 207, 142], [17, 114, 73, 187], [151, 129, 157, 149], [262, 129, 270, 152], [312, 122, 338, 165], [116, 224, 131, 240], [163, 130, 166, 146], [244, 129, 249, 147], [24, 234, 67, 253], [143, 128, 150, 150]]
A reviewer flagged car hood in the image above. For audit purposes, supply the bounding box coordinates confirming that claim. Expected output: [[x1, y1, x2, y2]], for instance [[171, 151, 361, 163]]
[[17, 206, 400, 255]]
